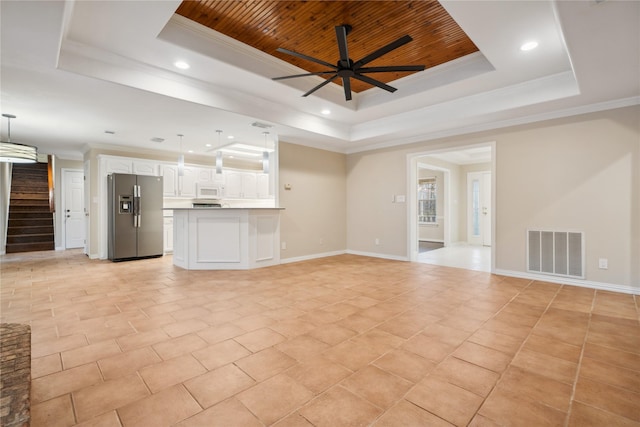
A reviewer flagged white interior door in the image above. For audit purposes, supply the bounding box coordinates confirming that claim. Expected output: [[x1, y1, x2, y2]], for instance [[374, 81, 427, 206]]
[[467, 171, 491, 246], [63, 169, 85, 249], [482, 172, 492, 246]]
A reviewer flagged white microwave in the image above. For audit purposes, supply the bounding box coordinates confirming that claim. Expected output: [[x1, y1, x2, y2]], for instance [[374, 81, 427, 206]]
[[196, 183, 222, 199]]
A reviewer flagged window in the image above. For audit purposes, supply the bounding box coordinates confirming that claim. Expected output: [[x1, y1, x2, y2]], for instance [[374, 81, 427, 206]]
[[418, 177, 437, 223]]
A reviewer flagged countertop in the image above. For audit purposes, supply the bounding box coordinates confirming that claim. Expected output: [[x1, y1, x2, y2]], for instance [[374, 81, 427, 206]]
[[166, 207, 284, 210]]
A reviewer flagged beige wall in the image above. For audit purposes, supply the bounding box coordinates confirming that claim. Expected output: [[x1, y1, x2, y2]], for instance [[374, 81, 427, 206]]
[[278, 141, 346, 260], [495, 108, 639, 287], [347, 105, 640, 289], [347, 147, 408, 257]]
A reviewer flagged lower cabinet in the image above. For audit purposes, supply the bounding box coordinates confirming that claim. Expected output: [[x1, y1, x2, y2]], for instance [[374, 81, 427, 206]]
[[163, 216, 173, 253]]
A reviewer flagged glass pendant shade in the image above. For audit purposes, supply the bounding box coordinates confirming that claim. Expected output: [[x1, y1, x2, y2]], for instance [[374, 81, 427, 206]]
[[178, 154, 185, 176], [216, 151, 223, 174], [262, 151, 269, 174], [0, 141, 37, 163], [177, 133, 184, 176]]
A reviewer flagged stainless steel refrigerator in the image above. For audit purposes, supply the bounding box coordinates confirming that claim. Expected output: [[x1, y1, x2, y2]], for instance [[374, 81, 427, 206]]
[[108, 173, 163, 261]]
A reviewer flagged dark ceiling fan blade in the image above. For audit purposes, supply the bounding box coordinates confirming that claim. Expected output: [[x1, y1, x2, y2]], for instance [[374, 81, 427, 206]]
[[352, 73, 397, 93], [357, 65, 426, 73], [335, 25, 350, 67], [353, 35, 413, 69], [302, 74, 339, 97], [341, 76, 352, 101], [272, 70, 337, 81], [276, 47, 337, 70]]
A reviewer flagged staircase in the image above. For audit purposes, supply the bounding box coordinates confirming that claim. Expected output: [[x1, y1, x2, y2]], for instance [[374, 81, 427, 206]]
[[6, 162, 55, 253]]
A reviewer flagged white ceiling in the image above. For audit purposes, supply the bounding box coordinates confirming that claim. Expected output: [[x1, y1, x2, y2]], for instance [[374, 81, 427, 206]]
[[1, 0, 638, 161]]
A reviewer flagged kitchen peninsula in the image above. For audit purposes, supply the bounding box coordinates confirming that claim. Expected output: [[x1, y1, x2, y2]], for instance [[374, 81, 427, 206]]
[[171, 207, 283, 270]]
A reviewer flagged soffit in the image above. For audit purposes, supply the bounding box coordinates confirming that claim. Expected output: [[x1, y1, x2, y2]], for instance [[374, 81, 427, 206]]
[[175, 0, 478, 94]]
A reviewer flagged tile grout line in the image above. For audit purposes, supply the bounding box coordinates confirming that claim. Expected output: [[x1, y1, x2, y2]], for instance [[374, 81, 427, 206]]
[[462, 279, 564, 425], [563, 289, 596, 427]]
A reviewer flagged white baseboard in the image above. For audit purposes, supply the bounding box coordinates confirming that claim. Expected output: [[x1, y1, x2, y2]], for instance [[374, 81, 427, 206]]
[[419, 239, 444, 243], [345, 250, 408, 262], [493, 268, 640, 295], [280, 250, 346, 265]]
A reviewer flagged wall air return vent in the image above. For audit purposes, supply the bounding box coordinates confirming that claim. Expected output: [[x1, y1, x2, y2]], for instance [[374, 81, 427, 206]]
[[527, 230, 584, 279]]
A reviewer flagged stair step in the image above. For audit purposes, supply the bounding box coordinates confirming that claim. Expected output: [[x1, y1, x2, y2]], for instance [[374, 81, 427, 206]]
[[7, 212, 52, 219], [9, 206, 52, 219], [6, 242, 55, 253], [6, 233, 55, 244], [10, 197, 50, 204], [9, 218, 53, 227], [9, 200, 49, 209], [7, 225, 54, 235]]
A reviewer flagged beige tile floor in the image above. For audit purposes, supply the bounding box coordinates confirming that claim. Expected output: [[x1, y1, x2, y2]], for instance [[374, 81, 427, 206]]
[[1, 249, 639, 427]]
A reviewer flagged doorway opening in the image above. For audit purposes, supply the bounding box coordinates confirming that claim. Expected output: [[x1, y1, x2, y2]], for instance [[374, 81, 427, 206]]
[[407, 143, 495, 272]]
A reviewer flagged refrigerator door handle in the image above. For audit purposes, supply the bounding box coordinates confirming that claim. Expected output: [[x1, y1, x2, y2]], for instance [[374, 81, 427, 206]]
[[133, 185, 141, 228]]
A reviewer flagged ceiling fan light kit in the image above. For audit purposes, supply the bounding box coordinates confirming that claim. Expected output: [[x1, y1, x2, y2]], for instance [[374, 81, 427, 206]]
[[273, 25, 425, 101]]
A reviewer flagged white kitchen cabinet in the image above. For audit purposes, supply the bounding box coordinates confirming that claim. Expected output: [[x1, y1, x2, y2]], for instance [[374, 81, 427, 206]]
[[161, 165, 178, 197], [212, 169, 225, 184], [180, 167, 197, 197], [132, 160, 158, 176], [105, 158, 132, 174], [257, 173, 270, 199], [163, 216, 174, 253], [161, 164, 197, 197], [224, 170, 257, 199], [196, 167, 211, 184]]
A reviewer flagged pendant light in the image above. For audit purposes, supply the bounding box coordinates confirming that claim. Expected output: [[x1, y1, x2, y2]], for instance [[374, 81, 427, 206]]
[[215, 130, 223, 174], [262, 131, 269, 174], [177, 133, 184, 177], [0, 114, 37, 163]]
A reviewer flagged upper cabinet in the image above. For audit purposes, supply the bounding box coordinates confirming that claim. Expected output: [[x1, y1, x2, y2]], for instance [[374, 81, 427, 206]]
[[99, 155, 273, 200], [161, 164, 196, 198], [104, 158, 159, 176], [196, 167, 211, 184], [132, 160, 158, 176], [257, 173, 270, 199], [224, 170, 258, 199], [104, 158, 133, 174]]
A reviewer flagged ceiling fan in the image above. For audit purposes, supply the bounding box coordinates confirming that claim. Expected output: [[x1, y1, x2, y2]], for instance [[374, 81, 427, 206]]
[[273, 25, 426, 101]]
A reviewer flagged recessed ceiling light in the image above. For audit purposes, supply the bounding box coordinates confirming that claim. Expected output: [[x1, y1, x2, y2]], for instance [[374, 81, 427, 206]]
[[174, 60, 190, 70], [188, 150, 194, 153], [205, 143, 212, 147], [227, 135, 235, 139], [321, 109, 331, 115], [520, 41, 539, 51], [150, 137, 165, 143]]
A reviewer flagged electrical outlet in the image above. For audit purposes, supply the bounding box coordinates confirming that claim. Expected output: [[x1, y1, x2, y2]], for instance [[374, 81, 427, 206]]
[[319, 238, 324, 245], [375, 238, 380, 245], [281, 242, 287, 250], [598, 258, 608, 269]]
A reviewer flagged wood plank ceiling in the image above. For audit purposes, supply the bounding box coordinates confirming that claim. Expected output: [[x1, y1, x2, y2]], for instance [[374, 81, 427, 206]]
[[176, 1, 478, 94]]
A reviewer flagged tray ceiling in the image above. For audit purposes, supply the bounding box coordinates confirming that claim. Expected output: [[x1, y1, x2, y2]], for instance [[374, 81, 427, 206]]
[[175, 0, 478, 94]]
